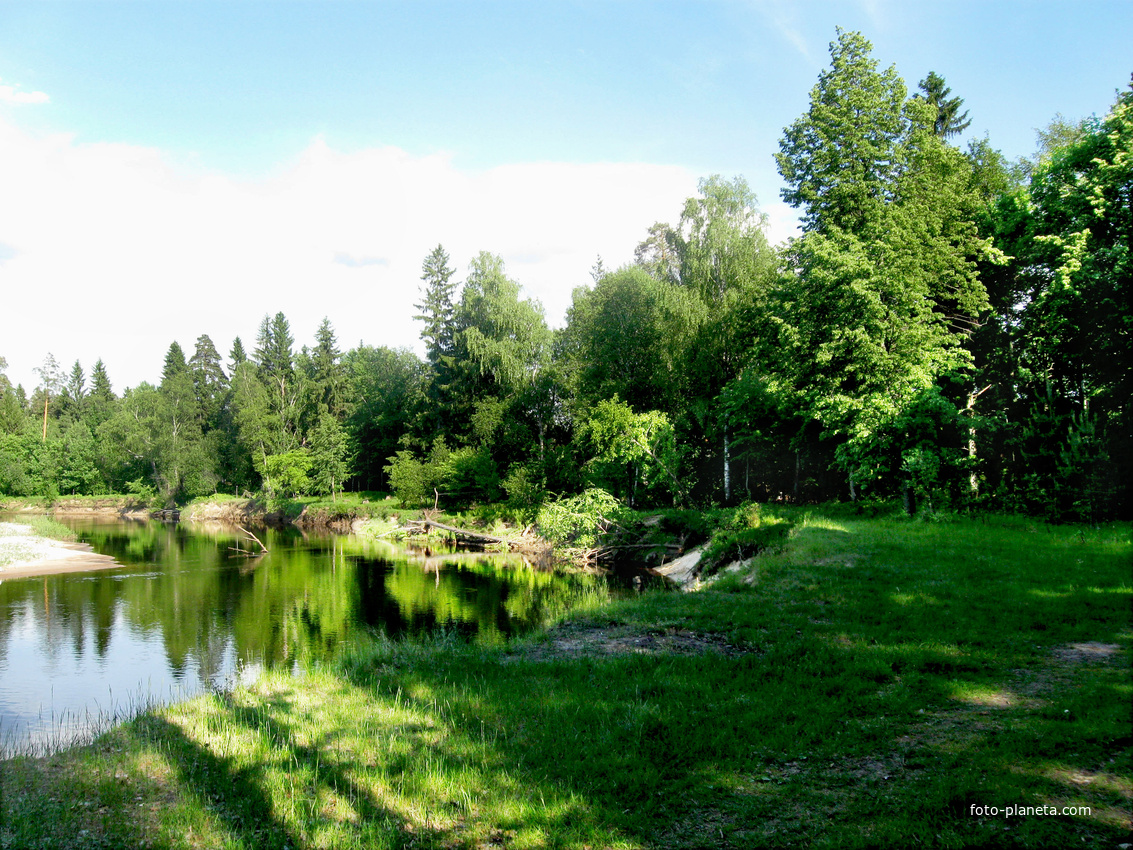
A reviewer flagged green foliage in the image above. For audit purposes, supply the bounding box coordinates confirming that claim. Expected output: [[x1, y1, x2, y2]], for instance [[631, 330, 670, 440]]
[[344, 345, 424, 491], [307, 412, 352, 501], [8, 515, 77, 542], [915, 70, 971, 139], [444, 445, 501, 506], [384, 438, 451, 508], [776, 28, 908, 236], [0, 43, 1128, 521], [578, 397, 686, 506], [500, 463, 546, 522], [263, 449, 312, 498], [414, 243, 459, 368], [535, 487, 628, 550], [559, 265, 703, 415], [457, 252, 552, 396]]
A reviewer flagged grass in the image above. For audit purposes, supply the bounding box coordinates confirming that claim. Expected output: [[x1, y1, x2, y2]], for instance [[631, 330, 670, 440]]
[[3, 516, 78, 542], [1, 509, 1128, 848]]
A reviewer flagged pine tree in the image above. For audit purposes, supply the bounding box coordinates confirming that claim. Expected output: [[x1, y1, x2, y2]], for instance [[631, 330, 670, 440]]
[[90, 359, 114, 401], [310, 317, 345, 416], [64, 360, 87, 417], [189, 334, 228, 431]]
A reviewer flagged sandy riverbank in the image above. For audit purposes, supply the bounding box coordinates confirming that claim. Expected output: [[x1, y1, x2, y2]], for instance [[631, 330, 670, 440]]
[[0, 522, 121, 579]]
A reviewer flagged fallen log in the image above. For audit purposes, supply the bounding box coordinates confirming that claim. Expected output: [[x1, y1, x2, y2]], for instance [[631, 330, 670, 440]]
[[407, 518, 510, 545]]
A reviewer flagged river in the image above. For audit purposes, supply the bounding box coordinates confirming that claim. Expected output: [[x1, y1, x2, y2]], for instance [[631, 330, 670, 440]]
[[0, 516, 614, 753]]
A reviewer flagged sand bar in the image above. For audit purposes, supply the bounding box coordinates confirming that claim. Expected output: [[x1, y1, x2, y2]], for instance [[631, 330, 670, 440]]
[[0, 522, 121, 580]]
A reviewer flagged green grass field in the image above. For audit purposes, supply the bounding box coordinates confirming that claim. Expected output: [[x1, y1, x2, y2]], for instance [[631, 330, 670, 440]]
[[1, 509, 1129, 848]]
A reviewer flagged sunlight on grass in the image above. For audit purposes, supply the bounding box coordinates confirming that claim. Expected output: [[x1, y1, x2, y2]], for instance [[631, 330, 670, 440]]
[[1038, 763, 1133, 797], [152, 669, 631, 849], [890, 591, 941, 606], [795, 513, 850, 533], [946, 682, 1021, 708]]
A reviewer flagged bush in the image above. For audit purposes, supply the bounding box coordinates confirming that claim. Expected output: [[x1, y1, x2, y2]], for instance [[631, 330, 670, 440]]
[[535, 488, 629, 550], [501, 463, 546, 523], [700, 502, 793, 575]]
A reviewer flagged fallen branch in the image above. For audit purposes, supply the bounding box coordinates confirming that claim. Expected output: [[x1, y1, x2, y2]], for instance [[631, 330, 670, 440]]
[[408, 518, 509, 544], [235, 524, 269, 554]]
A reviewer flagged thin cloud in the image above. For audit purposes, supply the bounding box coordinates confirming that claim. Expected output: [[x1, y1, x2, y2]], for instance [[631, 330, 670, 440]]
[[749, 0, 814, 62], [0, 79, 50, 105]]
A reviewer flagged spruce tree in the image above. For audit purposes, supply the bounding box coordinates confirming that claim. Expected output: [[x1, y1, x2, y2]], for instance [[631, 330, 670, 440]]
[[414, 244, 458, 367], [917, 71, 971, 140]]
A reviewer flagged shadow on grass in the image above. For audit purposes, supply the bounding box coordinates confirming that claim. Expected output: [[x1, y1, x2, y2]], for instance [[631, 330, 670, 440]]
[[134, 713, 303, 850], [333, 516, 1130, 848]]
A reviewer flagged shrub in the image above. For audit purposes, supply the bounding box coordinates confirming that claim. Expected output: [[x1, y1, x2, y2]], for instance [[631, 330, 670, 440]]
[[535, 488, 628, 550], [700, 502, 793, 575]]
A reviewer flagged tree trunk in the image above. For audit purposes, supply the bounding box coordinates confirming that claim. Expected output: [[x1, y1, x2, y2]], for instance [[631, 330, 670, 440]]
[[793, 450, 801, 501], [723, 418, 731, 504], [964, 385, 992, 496]]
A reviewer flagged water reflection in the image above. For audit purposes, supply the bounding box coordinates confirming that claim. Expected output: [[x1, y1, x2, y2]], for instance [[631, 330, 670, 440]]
[[0, 517, 610, 751]]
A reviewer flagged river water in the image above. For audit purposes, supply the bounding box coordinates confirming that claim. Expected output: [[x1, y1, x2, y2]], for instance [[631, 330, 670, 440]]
[[0, 516, 612, 753]]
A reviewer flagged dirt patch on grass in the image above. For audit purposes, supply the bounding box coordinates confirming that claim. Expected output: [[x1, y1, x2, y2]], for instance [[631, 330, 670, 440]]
[[505, 623, 748, 662], [1052, 642, 1123, 664]]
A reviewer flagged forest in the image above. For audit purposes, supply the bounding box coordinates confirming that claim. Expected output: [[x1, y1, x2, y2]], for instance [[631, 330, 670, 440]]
[[2, 31, 1129, 522]]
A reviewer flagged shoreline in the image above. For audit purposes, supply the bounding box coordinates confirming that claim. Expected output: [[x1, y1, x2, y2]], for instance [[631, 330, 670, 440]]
[[0, 525, 122, 580]]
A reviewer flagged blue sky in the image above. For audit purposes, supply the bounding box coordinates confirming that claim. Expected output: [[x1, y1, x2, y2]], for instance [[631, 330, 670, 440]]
[[1, 1, 1130, 391]]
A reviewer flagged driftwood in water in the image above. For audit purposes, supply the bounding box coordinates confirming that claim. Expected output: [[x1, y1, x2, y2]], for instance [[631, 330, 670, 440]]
[[229, 524, 269, 556]]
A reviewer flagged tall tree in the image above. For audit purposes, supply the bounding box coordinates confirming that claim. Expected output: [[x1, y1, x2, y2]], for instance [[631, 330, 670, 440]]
[[776, 28, 908, 237], [62, 360, 87, 419], [309, 318, 345, 417], [344, 345, 424, 490], [773, 29, 993, 501], [189, 334, 227, 431], [457, 252, 552, 398], [994, 85, 1133, 517], [559, 266, 703, 416], [253, 312, 299, 451], [228, 336, 247, 372], [0, 357, 26, 435], [415, 244, 459, 367], [33, 353, 65, 442], [162, 342, 188, 386], [308, 412, 352, 502], [90, 359, 114, 402]]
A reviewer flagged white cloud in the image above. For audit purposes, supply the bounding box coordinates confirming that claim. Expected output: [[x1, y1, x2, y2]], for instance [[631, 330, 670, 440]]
[[0, 79, 50, 105], [0, 118, 707, 392]]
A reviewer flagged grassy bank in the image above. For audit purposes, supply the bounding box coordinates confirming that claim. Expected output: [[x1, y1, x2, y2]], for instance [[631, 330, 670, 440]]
[[1, 510, 1129, 848]]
